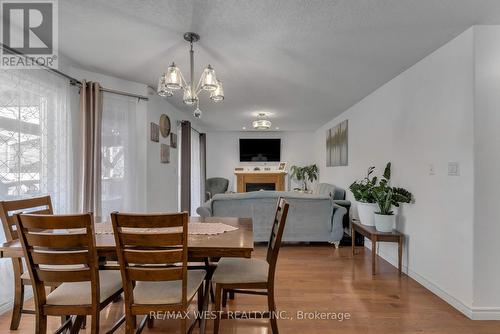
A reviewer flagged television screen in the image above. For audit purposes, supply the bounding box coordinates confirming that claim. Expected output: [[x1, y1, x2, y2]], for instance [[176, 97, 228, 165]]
[[239, 139, 281, 162]]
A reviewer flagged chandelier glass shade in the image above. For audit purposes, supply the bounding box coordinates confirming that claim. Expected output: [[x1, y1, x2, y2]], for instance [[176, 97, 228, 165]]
[[253, 113, 272, 129], [210, 80, 224, 102], [157, 32, 224, 117], [164, 63, 183, 90], [252, 119, 272, 129], [157, 74, 173, 97]]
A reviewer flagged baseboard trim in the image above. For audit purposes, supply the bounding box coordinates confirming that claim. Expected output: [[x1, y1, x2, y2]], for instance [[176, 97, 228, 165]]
[[363, 240, 500, 320], [469, 307, 500, 320]]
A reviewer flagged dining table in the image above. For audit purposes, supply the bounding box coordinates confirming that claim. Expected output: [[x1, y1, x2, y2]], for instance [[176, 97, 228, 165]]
[[0, 216, 254, 333], [0, 216, 254, 260]]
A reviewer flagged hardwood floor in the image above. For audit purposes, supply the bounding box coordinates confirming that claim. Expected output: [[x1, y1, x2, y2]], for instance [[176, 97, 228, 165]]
[[1, 245, 498, 333]]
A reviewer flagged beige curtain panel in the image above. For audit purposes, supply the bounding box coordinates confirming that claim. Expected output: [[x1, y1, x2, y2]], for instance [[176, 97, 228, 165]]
[[78, 80, 103, 218]]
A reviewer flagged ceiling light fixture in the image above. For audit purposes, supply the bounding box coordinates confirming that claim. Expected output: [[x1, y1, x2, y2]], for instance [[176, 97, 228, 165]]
[[252, 112, 272, 130], [157, 32, 224, 118]]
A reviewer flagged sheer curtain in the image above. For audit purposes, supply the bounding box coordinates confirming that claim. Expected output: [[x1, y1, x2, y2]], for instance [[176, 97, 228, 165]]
[[190, 129, 201, 216], [0, 69, 75, 312], [100, 93, 140, 219]]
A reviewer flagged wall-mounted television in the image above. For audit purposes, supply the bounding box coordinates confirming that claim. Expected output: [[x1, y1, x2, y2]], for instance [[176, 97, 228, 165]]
[[239, 138, 281, 162]]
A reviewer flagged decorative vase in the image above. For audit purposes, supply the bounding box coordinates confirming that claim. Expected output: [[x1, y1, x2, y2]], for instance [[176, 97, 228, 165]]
[[374, 213, 396, 232], [356, 201, 378, 226]]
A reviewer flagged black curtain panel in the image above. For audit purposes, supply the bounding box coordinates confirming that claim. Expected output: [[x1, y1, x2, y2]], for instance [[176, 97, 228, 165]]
[[180, 121, 191, 213], [199, 133, 207, 204]]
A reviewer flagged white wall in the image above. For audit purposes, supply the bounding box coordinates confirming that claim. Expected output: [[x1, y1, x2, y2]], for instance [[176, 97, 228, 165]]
[[66, 66, 203, 213], [473, 25, 500, 316], [314, 29, 476, 316], [206, 131, 315, 191]]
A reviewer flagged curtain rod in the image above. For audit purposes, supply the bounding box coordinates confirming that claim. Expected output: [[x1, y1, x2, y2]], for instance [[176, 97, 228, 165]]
[[1, 43, 149, 101]]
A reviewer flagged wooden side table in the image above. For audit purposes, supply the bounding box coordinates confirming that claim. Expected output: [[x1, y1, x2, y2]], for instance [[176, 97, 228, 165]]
[[351, 219, 404, 275]]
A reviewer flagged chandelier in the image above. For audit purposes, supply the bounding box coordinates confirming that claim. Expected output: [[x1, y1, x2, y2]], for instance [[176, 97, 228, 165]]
[[253, 112, 272, 130], [157, 32, 224, 118]]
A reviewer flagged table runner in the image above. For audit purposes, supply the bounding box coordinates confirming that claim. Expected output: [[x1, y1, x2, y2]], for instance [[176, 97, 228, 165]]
[[92, 222, 238, 235]]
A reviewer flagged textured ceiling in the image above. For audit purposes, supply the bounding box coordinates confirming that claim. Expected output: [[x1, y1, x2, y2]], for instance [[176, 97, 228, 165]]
[[59, 0, 500, 131]]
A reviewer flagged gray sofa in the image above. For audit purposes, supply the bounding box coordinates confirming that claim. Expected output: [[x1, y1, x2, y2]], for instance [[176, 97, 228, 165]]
[[196, 184, 348, 245]]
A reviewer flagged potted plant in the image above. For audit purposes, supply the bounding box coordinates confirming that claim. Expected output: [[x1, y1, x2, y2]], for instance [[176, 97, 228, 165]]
[[371, 163, 413, 232], [349, 166, 378, 226], [290, 164, 319, 192]]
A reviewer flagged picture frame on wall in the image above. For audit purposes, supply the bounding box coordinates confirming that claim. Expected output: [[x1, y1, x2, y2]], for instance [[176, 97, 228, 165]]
[[160, 144, 170, 163], [150, 122, 159, 142], [170, 132, 177, 148], [326, 119, 348, 167]]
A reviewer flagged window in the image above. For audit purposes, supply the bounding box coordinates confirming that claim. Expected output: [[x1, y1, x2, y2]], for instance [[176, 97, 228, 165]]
[[100, 94, 140, 219], [0, 69, 74, 229]]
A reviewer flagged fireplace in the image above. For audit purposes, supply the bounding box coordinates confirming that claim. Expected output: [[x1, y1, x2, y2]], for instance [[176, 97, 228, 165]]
[[234, 171, 286, 192], [246, 183, 276, 192]]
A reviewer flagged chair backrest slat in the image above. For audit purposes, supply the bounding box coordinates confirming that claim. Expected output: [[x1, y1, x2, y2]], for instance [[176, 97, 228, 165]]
[[36, 268, 91, 282], [111, 212, 189, 307], [112, 213, 184, 228], [25, 233, 88, 248], [0, 196, 53, 242], [266, 198, 290, 277], [119, 232, 183, 247], [15, 213, 99, 306], [123, 249, 183, 264], [127, 267, 183, 281], [31, 251, 89, 265]]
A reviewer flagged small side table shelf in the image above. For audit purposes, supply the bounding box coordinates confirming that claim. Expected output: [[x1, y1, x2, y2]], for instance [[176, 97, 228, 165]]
[[351, 219, 404, 275]]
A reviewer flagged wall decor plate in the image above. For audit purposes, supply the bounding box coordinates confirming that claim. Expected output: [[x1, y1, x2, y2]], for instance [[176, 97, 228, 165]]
[[150, 122, 159, 142], [159, 114, 171, 137]]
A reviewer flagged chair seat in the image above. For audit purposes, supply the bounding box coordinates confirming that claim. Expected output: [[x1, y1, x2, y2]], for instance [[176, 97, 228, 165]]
[[46, 271, 122, 306], [133, 270, 206, 305], [212, 258, 269, 284]]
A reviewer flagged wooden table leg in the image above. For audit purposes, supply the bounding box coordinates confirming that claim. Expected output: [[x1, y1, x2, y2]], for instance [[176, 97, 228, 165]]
[[398, 236, 403, 275], [351, 226, 355, 255], [371, 237, 377, 275]]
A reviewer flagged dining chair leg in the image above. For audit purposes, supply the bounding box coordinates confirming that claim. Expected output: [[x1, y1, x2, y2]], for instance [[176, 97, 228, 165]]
[[10, 278, 24, 330], [90, 313, 99, 334], [213, 284, 222, 334], [222, 289, 228, 307], [35, 313, 47, 334], [70, 316, 84, 334], [125, 312, 135, 334], [147, 315, 154, 329], [268, 288, 279, 334], [181, 317, 187, 334], [198, 284, 204, 314]]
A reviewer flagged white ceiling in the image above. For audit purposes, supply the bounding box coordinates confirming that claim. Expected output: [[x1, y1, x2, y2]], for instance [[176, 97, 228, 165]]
[[59, 0, 500, 131]]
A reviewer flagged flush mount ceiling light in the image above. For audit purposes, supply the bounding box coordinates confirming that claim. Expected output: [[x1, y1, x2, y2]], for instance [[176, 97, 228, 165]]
[[157, 32, 224, 118], [252, 112, 272, 130]]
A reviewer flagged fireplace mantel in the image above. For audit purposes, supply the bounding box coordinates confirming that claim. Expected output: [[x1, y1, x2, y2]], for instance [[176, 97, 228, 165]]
[[234, 171, 286, 192]]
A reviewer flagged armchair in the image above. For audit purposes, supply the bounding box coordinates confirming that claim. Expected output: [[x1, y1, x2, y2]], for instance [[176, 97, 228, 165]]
[[206, 177, 229, 201]]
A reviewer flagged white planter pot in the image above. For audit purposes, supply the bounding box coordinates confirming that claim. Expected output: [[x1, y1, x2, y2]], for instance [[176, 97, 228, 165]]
[[356, 202, 378, 226], [374, 213, 396, 232]]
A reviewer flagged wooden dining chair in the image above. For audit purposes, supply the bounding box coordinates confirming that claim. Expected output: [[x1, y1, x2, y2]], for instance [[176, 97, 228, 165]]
[[211, 198, 290, 334], [14, 212, 123, 334], [0, 196, 54, 330], [110, 212, 209, 334]]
